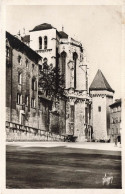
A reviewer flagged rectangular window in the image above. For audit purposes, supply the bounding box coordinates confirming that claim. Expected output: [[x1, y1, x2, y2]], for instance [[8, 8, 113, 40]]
[[32, 64, 35, 69], [18, 72, 22, 85], [85, 107, 88, 124], [70, 106, 74, 122], [98, 106, 101, 112], [32, 79, 37, 91], [25, 96, 29, 106], [31, 98, 36, 108], [26, 59, 29, 69], [17, 93, 22, 105]]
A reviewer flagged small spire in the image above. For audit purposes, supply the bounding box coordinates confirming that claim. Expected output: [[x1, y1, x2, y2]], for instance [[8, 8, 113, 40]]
[[18, 30, 20, 36], [23, 28, 25, 35], [62, 25, 64, 31]]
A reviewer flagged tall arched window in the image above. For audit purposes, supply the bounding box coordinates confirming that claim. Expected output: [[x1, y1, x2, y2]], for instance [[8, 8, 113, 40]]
[[32, 78, 37, 91], [39, 37, 42, 49], [73, 52, 78, 89], [44, 36, 47, 49], [43, 58, 48, 74], [60, 52, 66, 85]]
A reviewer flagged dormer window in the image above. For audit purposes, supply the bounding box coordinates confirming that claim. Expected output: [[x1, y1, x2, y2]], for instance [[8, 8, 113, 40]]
[[44, 36, 47, 49], [39, 37, 42, 49]]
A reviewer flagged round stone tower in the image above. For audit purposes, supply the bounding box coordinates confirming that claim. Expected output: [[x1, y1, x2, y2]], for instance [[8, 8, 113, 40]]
[[89, 69, 114, 141]]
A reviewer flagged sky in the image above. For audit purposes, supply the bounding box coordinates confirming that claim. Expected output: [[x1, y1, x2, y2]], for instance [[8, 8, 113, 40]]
[[6, 5, 122, 99]]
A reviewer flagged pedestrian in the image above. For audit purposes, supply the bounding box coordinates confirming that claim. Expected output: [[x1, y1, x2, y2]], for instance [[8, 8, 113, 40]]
[[115, 137, 117, 146]]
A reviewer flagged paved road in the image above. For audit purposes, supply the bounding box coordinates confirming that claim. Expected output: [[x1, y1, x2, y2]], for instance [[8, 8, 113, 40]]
[[6, 144, 121, 189]]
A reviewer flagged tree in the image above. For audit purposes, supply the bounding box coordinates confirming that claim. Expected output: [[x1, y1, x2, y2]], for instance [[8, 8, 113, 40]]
[[39, 62, 65, 101]]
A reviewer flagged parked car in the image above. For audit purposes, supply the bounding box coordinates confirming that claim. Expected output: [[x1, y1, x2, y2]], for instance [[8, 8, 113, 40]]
[[64, 135, 77, 142]]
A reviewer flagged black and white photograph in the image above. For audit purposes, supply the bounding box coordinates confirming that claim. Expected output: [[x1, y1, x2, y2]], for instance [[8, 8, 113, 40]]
[[1, 0, 124, 193]]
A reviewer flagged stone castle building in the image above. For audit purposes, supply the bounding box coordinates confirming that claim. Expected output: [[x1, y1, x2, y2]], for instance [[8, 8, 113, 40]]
[[6, 31, 42, 129], [6, 23, 91, 142], [28, 23, 91, 141], [89, 69, 114, 141]]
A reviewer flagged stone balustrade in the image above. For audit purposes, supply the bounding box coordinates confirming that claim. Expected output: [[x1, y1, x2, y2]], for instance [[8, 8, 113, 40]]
[[6, 121, 65, 142]]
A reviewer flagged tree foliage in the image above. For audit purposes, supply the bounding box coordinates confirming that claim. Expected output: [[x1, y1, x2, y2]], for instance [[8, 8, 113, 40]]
[[39, 62, 65, 100]]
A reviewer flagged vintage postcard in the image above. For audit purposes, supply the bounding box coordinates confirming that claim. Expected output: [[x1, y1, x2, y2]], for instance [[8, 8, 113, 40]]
[[0, 0, 125, 194]]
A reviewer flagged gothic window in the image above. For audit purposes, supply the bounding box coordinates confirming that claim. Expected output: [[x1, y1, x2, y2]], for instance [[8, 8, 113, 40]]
[[43, 58, 48, 74], [73, 52, 78, 89], [60, 51, 66, 85], [39, 37, 42, 49], [44, 36, 47, 49]]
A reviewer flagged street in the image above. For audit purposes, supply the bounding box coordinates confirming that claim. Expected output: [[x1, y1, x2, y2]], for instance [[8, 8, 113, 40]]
[[6, 142, 121, 189]]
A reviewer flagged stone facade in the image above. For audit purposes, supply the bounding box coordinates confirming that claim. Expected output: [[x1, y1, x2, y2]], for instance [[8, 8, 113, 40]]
[[6, 32, 52, 133], [28, 23, 91, 141], [89, 70, 114, 141], [6, 22, 91, 142], [109, 99, 121, 143], [90, 91, 113, 140]]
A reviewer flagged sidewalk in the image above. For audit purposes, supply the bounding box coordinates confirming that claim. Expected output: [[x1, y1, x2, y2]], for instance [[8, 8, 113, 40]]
[[6, 141, 122, 152]]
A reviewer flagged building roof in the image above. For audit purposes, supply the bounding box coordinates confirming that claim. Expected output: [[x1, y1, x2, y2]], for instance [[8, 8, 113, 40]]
[[109, 99, 121, 107], [89, 69, 114, 93], [59, 31, 68, 39], [30, 23, 56, 32], [6, 31, 41, 63], [21, 35, 30, 43]]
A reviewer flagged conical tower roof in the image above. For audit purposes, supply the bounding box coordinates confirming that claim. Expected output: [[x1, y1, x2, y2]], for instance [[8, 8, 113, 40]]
[[89, 69, 114, 93]]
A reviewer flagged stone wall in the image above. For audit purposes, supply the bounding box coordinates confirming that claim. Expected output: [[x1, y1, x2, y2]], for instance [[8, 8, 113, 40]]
[[74, 100, 85, 141], [92, 95, 107, 140], [6, 122, 65, 142]]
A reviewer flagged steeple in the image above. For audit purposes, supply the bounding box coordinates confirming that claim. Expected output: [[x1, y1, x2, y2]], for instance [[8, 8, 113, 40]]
[[89, 69, 114, 93]]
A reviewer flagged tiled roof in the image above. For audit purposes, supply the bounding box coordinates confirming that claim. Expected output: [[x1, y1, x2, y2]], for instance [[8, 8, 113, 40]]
[[6, 31, 41, 63], [89, 69, 114, 93], [59, 31, 68, 38], [30, 23, 55, 32], [109, 99, 121, 107]]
